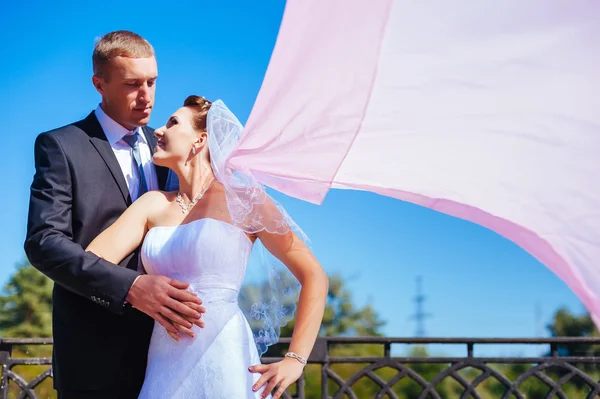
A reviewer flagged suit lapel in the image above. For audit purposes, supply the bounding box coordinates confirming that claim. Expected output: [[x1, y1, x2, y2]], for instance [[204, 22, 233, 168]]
[[142, 126, 169, 190], [84, 112, 132, 205]]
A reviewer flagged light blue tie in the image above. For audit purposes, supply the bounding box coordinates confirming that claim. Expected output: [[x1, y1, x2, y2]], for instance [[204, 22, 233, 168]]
[[122, 132, 148, 198]]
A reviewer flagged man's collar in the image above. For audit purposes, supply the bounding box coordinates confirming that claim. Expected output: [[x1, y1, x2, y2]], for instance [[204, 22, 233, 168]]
[[94, 104, 142, 145]]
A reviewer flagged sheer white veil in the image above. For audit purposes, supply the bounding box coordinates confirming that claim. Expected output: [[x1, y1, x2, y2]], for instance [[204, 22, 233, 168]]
[[206, 99, 307, 355]]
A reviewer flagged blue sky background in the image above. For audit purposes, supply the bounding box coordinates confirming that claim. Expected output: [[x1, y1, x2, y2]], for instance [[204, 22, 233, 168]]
[[0, 0, 588, 357]]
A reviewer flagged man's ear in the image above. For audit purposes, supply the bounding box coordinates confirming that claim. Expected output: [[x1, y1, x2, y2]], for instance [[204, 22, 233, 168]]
[[92, 75, 105, 96]]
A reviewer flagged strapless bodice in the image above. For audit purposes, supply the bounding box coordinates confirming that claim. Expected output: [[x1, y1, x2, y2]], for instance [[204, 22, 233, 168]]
[[138, 219, 268, 398], [141, 218, 253, 300]]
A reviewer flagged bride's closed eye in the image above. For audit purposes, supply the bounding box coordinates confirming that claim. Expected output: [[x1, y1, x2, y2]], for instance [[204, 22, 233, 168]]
[[167, 117, 179, 128]]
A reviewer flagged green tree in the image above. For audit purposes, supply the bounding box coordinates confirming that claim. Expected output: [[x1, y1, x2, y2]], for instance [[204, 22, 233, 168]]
[[277, 274, 387, 398], [0, 260, 55, 398], [547, 306, 599, 339], [278, 274, 386, 339], [545, 307, 600, 394], [0, 260, 53, 338], [263, 274, 457, 398], [486, 307, 600, 399]]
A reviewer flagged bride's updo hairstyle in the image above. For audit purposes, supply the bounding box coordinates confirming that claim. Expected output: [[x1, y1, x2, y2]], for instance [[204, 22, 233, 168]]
[[183, 95, 213, 133]]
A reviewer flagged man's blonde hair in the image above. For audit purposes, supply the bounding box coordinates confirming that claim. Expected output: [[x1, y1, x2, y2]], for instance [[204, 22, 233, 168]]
[[93, 30, 154, 81]]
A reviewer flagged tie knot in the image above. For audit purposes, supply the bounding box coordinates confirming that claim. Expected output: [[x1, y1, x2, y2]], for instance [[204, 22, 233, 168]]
[[122, 132, 140, 148]]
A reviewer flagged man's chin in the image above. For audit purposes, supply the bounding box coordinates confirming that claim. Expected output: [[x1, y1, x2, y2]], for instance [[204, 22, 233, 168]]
[[132, 116, 152, 127]]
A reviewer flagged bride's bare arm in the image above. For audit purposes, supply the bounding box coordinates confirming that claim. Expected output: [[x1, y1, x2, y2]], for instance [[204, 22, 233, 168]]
[[86, 191, 157, 264], [86, 191, 206, 339], [250, 229, 328, 399]]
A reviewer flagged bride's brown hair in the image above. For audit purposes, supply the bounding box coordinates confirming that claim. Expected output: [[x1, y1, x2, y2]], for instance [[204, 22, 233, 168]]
[[183, 95, 213, 132]]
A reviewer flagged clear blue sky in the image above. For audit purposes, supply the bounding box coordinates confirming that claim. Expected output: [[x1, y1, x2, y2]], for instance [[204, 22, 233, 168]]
[[0, 0, 587, 356]]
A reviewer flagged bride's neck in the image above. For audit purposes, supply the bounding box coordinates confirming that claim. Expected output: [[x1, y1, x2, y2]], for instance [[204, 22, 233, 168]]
[[175, 158, 215, 200]]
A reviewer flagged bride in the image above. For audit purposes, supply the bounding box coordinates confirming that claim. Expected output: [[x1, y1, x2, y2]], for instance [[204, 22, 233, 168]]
[[85, 95, 328, 398]]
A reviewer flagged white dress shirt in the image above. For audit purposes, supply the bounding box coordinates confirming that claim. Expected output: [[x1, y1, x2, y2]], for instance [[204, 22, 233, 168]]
[[95, 105, 159, 201]]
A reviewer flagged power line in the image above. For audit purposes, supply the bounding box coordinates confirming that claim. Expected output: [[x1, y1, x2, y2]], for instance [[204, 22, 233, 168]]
[[409, 276, 432, 337]]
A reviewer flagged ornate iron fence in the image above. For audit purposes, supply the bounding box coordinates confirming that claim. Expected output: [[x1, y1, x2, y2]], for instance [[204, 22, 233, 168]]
[[2, 337, 600, 398]]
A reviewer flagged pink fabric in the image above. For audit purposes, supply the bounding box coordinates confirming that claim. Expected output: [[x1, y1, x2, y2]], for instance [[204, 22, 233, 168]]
[[335, 182, 596, 320], [228, 0, 393, 203], [229, 0, 600, 325]]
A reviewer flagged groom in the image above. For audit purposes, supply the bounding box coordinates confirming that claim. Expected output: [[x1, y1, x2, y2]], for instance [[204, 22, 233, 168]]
[[24, 30, 203, 399]]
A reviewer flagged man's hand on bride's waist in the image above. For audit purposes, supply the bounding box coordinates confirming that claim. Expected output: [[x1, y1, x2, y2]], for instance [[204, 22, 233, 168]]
[[126, 275, 206, 341]]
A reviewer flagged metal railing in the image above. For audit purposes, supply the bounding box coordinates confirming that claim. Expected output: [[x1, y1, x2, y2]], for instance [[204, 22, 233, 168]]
[[2, 337, 600, 398]]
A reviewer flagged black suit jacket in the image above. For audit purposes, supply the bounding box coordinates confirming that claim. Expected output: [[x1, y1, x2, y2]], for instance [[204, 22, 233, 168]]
[[24, 111, 170, 391]]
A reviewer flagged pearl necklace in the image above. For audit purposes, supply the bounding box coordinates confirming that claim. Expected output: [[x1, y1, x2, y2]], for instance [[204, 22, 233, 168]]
[[176, 180, 215, 214]]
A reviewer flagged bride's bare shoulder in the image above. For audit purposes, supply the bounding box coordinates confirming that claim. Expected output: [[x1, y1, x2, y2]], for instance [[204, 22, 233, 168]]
[[138, 190, 176, 203], [132, 190, 175, 216], [131, 191, 177, 228]]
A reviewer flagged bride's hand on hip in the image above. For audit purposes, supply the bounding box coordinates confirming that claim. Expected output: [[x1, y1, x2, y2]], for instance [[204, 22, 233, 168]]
[[249, 358, 305, 399], [126, 275, 206, 339]]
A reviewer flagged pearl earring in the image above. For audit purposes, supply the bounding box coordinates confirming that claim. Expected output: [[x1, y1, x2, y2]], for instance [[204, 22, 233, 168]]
[[192, 147, 196, 155]]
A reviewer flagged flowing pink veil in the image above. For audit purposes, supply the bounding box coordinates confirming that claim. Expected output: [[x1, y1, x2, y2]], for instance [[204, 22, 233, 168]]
[[227, 1, 600, 326]]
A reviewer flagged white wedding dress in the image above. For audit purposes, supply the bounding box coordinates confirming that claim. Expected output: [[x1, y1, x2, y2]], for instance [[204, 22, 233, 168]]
[[137, 217, 270, 398]]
